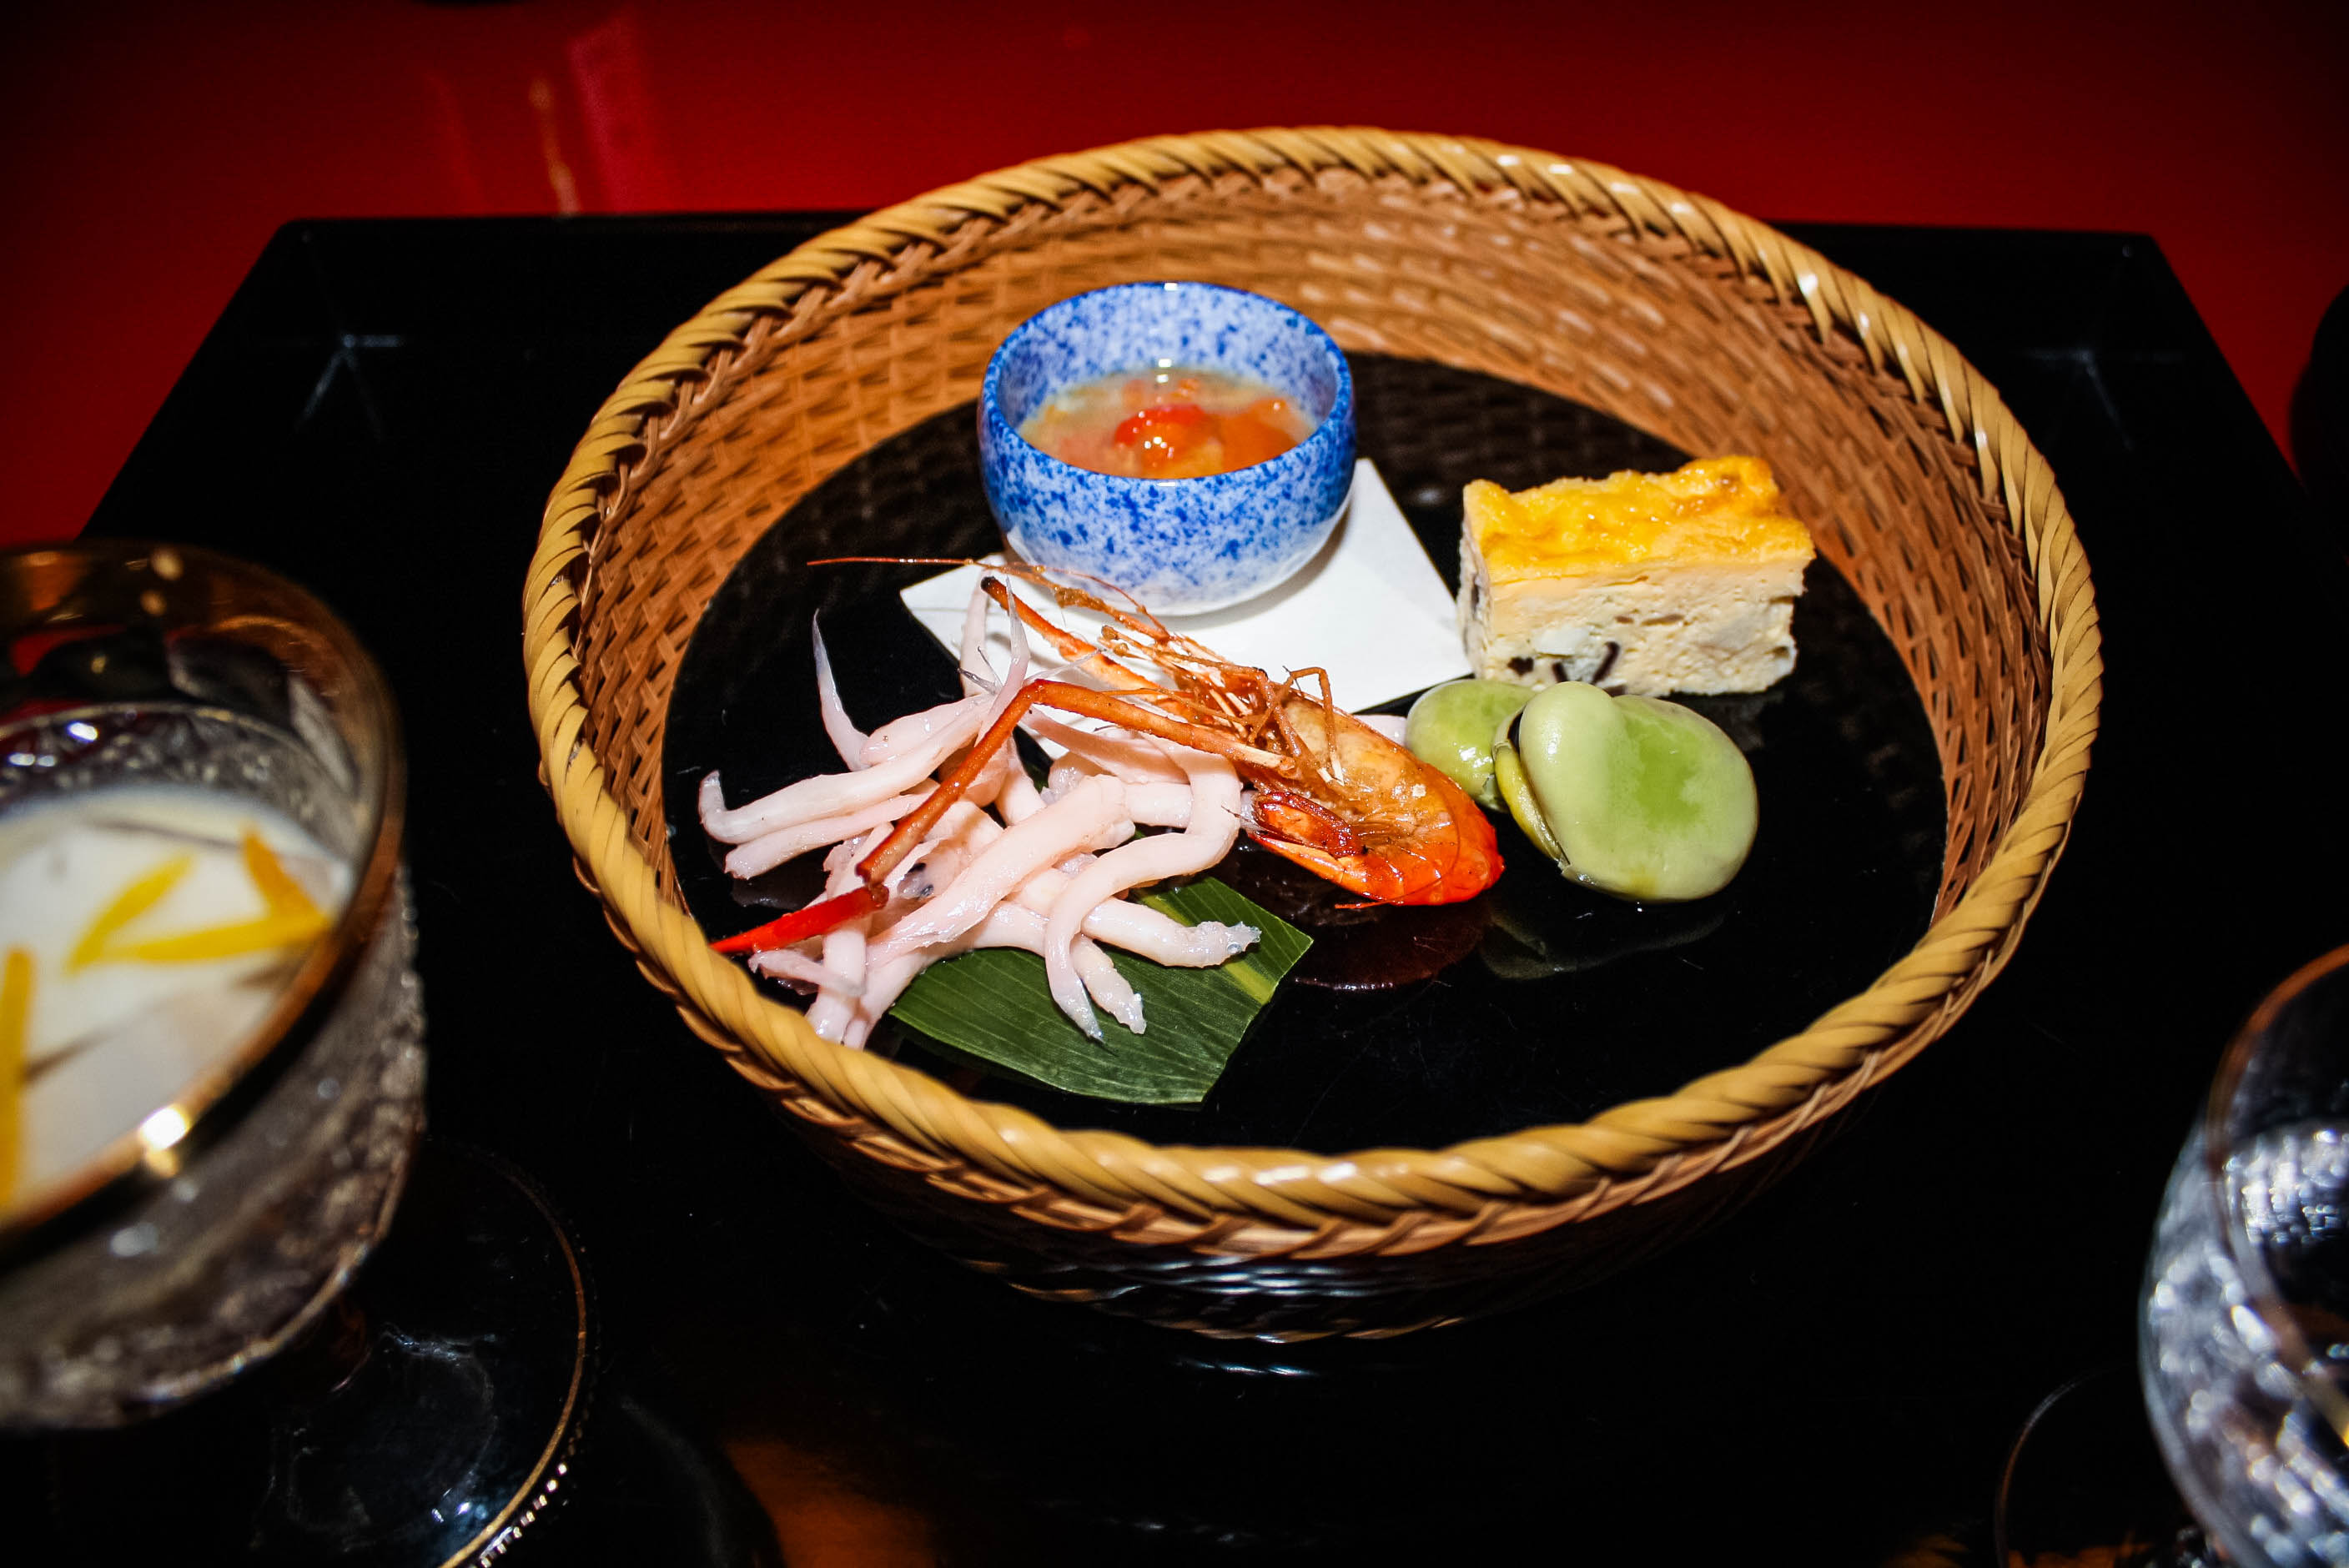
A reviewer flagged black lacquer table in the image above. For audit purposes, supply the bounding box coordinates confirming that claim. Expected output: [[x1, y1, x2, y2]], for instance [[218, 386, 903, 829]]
[[6, 215, 2344, 1565]]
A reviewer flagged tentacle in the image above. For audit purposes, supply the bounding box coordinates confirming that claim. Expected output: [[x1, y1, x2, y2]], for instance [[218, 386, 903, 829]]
[[750, 946, 863, 997], [868, 776, 1131, 961], [982, 577, 1157, 691], [700, 698, 983, 844], [811, 615, 867, 768], [1011, 869, 1257, 966], [853, 679, 1283, 893], [1020, 715, 1188, 784], [858, 694, 988, 768], [996, 761, 1047, 824], [1073, 937, 1144, 1033], [1042, 746, 1241, 1038], [1124, 782, 1193, 827], [957, 577, 996, 693], [962, 906, 1144, 1034], [722, 789, 929, 879]]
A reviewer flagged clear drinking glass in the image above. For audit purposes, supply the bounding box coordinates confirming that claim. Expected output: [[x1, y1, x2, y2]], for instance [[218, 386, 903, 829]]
[[0, 540, 421, 1428], [2143, 947, 2349, 1566]]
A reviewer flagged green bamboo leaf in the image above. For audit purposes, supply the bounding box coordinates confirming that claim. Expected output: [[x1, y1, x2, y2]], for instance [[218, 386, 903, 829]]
[[886, 877, 1310, 1104]]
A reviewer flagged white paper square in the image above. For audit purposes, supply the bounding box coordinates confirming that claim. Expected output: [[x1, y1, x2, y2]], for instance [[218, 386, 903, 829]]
[[899, 459, 1467, 712]]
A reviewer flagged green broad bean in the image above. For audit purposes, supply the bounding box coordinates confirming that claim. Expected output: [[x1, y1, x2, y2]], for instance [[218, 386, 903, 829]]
[[1509, 681, 1758, 902], [1403, 680, 1532, 810]]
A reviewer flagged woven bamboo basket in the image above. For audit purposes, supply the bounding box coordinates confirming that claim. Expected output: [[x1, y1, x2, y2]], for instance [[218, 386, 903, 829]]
[[523, 128, 2100, 1339]]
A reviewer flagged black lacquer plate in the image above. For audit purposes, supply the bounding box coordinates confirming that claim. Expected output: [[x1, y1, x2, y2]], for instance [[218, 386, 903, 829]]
[[663, 354, 1945, 1153]]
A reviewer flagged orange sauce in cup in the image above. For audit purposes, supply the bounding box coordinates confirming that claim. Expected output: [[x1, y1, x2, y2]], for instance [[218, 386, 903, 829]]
[[1019, 366, 1315, 479]]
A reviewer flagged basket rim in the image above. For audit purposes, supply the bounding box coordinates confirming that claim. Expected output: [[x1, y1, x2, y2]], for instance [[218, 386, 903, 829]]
[[522, 126, 2104, 1233]]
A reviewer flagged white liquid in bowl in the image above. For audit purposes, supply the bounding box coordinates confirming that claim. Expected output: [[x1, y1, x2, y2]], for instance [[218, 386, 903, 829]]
[[0, 787, 351, 1208]]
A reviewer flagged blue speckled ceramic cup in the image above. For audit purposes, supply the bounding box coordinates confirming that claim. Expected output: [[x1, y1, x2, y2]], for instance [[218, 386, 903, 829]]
[[978, 282, 1356, 613]]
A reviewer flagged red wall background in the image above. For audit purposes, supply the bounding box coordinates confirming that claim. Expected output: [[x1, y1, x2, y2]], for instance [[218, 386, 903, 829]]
[[3, 0, 2344, 549]]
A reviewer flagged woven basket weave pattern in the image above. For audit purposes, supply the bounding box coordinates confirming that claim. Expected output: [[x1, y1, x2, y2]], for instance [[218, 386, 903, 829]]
[[525, 129, 2100, 1334]]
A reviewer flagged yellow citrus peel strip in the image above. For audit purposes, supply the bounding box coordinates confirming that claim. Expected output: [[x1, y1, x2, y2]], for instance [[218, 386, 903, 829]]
[[241, 828, 320, 920], [68, 854, 193, 971], [72, 832, 329, 971], [108, 908, 330, 965], [2, 833, 330, 1207], [0, 947, 30, 1209]]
